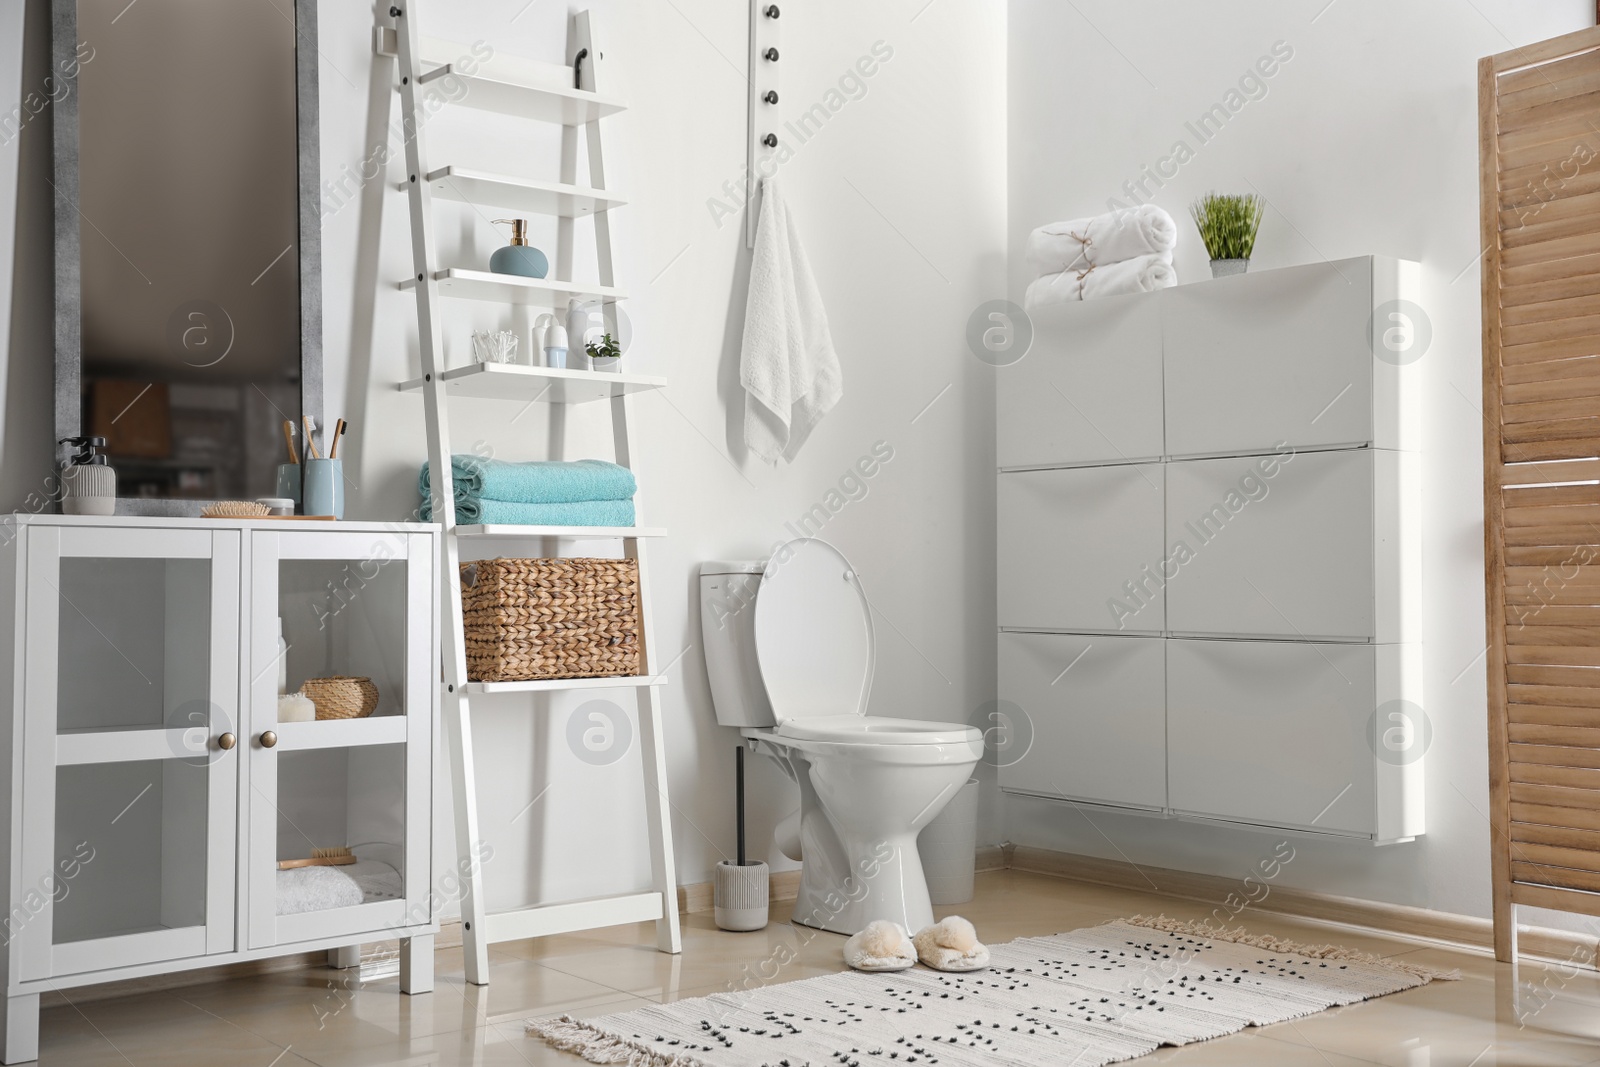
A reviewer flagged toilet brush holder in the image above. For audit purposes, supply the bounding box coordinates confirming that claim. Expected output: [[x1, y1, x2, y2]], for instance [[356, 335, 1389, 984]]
[[714, 861, 769, 932]]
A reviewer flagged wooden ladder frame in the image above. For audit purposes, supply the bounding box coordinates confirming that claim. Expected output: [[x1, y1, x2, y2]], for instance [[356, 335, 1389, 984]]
[[389, 4, 681, 985]]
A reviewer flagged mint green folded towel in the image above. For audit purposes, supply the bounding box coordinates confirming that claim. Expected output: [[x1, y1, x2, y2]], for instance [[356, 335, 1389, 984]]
[[420, 497, 636, 526], [419, 457, 636, 504]]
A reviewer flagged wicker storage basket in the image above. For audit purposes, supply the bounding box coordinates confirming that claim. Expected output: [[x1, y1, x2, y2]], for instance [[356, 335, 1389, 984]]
[[461, 557, 641, 682], [301, 676, 380, 719]]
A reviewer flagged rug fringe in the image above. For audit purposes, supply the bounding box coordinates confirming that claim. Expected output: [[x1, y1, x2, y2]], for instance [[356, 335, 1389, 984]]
[[1118, 914, 1461, 982], [526, 1015, 712, 1067]]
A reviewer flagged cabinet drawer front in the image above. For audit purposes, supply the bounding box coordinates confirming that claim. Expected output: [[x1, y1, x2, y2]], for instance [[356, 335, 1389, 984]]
[[1165, 450, 1375, 640], [999, 465, 1165, 633], [997, 297, 1163, 468], [1167, 639, 1375, 835], [998, 633, 1165, 810], [1164, 258, 1375, 457]]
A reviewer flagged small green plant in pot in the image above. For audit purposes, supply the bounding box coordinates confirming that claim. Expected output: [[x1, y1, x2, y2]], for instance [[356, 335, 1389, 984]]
[[1191, 192, 1264, 278], [585, 332, 622, 372]]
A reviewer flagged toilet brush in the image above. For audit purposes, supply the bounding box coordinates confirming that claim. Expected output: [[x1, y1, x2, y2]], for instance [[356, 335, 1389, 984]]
[[714, 744, 770, 931]]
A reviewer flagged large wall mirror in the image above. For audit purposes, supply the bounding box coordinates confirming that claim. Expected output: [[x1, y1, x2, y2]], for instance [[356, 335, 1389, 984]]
[[53, 0, 322, 513]]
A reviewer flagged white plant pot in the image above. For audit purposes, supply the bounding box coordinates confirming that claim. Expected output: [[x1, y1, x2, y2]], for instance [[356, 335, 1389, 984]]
[[590, 356, 622, 373], [1210, 258, 1250, 278]]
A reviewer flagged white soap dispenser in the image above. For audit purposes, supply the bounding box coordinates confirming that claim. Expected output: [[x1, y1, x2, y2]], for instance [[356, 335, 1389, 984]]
[[535, 314, 569, 369]]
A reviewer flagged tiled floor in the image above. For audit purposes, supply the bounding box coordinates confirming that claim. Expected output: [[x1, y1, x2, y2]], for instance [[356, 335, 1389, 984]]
[[32, 870, 1600, 1065]]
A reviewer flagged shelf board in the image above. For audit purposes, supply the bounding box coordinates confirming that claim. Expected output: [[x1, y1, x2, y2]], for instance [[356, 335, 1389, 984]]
[[467, 674, 667, 695], [274, 716, 408, 751], [419, 63, 626, 123], [398, 362, 665, 404], [399, 268, 626, 307], [421, 166, 625, 217], [456, 524, 666, 539]]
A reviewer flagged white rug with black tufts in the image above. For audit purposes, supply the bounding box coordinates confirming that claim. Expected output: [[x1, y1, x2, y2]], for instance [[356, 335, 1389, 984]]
[[529, 916, 1457, 1067]]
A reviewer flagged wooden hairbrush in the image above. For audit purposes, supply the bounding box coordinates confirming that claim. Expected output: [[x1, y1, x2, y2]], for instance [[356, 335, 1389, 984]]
[[277, 847, 357, 869]]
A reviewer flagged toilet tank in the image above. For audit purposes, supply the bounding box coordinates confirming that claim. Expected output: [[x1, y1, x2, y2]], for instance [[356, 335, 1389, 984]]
[[699, 561, 776, 729]]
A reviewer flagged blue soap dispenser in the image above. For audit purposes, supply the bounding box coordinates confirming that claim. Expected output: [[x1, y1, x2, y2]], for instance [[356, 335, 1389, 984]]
[[489, 219, 549, 279]]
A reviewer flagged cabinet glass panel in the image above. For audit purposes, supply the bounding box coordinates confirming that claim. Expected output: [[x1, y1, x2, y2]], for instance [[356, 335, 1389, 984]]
[[53, 757, 208, 945], [56, 557, 212, 733], [278, 559, 408, 718], [274, 745, 406, 916]]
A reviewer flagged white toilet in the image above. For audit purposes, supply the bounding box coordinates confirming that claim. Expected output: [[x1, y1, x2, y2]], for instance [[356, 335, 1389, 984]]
[[700, 538, 983, 937]]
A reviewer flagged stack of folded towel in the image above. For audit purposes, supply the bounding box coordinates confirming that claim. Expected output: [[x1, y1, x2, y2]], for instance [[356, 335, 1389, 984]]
[[419, 456, 636, 526], [1024, 203, 1178, 309]]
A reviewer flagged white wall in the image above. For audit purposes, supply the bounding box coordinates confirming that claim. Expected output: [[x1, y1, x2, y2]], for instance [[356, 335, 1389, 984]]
[[1006, 0, 1593, 934]]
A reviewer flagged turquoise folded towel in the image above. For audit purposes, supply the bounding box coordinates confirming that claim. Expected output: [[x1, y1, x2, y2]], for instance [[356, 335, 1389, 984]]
[[419, 457, 636, 504], [420, 497, 635, 527]]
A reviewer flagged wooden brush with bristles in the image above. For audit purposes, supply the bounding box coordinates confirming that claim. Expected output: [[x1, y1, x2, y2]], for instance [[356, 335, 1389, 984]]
[[277, 847, 357, 870]]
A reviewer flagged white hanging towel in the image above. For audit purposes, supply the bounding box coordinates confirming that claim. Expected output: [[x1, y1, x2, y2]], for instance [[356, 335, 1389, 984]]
[[1025, 204, 1177, 273], [740, 178, 843, 464]]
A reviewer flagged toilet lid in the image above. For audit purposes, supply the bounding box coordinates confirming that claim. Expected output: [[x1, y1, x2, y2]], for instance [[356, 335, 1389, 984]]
[[754, 539, 873, 723]]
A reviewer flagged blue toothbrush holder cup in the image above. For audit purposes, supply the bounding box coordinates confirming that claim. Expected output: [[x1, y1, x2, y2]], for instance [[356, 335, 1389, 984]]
[[275, 463, 302, 510], [302, 459, 343, 519]]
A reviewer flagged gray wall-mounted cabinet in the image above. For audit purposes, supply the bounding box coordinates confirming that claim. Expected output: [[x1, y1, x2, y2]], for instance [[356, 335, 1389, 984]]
[[995, 256, 1424, 844]]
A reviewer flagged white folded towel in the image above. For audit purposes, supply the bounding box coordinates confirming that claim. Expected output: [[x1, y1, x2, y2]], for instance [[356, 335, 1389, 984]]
[[1024, 253, 1177, 309], [740, 178, 843, 464], [1025, 204, 1177, 273]]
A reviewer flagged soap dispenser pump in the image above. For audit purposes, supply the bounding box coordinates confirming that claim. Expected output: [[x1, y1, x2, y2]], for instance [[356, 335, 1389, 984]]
[[489, 219, 549, 279], [59, 436, 116, 516]]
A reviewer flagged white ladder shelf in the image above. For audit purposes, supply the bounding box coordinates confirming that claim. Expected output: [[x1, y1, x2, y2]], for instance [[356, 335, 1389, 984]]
[[384, 6, 682, 983]]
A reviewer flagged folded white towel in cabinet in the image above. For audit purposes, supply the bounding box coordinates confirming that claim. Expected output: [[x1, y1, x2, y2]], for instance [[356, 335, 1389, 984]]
[[276, 859, 405, 916], [1025, 204, 1177, 272], [1025, 253, 1177, 308]]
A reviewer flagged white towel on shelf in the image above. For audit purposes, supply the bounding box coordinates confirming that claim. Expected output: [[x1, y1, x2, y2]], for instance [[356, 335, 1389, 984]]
[[276, 860, 405, 916], [1024, 253, 1177, 309], [740, 178, 843, 464], [1025, 204, 1177, 272]]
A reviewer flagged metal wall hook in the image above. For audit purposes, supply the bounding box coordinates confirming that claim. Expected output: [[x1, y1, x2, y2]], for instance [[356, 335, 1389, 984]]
[[764, 47, 779, 61], [765, 4, 780, 16], [762, 133, 778, 148], [764, 90, 778, 104]]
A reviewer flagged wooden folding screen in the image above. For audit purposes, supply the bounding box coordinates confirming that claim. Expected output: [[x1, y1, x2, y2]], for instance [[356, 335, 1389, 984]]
[[1481, 26, 1600, 962]]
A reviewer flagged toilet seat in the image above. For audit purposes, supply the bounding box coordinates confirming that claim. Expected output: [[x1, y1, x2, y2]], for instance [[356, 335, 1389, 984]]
[[777, 715, 979, 746]]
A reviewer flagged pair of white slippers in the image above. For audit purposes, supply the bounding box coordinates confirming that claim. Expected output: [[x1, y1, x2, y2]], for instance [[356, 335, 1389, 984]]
[[842, 916, 990, 973]]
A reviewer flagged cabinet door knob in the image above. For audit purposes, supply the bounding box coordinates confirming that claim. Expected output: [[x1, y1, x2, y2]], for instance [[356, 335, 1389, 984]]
[[259, 731, 278, 749], [217, 732, 236, 750]]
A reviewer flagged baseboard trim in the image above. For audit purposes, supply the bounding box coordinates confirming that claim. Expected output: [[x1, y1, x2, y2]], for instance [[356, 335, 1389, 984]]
[[1007, 844, 1599, 971], [678, 868, 802, 914]]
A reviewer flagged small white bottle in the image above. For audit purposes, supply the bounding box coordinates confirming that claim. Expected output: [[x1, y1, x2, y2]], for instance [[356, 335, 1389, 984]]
[[536, 314, 569, 369], [277, 618, 289, 696]]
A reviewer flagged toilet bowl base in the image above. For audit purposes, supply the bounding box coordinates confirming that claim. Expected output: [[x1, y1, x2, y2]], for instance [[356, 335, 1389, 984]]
[[787, 833, 933, 937]]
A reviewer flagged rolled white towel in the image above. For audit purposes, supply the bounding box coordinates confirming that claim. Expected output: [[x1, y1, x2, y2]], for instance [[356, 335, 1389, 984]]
[[1025, 253, 1177, 309], [1025, 205, 1177, 272]]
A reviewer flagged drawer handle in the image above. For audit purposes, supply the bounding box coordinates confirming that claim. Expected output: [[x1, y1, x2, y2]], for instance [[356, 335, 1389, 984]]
[[217, 732, 236, 751], [259, 731, 278, 749]]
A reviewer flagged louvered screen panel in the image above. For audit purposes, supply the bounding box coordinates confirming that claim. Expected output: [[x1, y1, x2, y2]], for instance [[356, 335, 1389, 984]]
[[1482, 27, 1600, 960]]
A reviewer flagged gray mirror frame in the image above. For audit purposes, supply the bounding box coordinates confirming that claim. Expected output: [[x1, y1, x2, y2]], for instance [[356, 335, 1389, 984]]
[[51, 0, 325, 516]]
